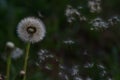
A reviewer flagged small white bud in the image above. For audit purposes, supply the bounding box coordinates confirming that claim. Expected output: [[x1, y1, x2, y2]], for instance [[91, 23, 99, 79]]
[[6, 41, 15, 49], [20, 70, 25, 75]]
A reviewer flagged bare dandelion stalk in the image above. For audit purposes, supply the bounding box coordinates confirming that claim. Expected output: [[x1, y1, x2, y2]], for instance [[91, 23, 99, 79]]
[[6, 54, 11, 80], [23, 42, 31, 80]]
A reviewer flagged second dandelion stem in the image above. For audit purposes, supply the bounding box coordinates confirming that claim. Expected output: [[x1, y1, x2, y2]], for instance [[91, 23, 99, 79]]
[[23, 43, 31, 80], [6, 54, 11, 80]]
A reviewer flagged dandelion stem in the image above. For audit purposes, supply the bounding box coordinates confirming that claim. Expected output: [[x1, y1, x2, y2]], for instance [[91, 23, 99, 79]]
[[23, 43, 31, 80], [6, 54, 11, 80]]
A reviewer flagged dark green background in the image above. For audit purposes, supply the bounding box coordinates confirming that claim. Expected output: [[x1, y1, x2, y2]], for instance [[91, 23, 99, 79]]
[[0, 0, 120, 80]]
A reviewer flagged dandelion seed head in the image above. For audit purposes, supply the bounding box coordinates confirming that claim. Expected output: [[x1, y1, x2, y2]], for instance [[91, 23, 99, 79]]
[[17, 17, 46, 43], [11, 48, 23, 59]]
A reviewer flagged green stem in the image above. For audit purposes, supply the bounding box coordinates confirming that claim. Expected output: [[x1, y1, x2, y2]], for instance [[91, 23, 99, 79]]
[[6, 54, 11, 80], [23, 43, 31, 80]]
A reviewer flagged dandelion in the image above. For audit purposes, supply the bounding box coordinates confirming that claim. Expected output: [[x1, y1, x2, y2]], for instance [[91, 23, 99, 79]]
[[17, 17, 46, 43], [17, 17, 46, 80], [11, 47, 23, 59], [5, 41, 15, 80]]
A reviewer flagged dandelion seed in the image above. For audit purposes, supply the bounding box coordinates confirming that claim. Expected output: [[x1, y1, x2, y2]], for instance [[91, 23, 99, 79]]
[[38, 49, 55, 63], [65, 5, 86, 23], [65, 5, 78, 23], [84, 63, 94, 68], [90, 17, 108, 30], [74, 76, 83, 80], [65, 5, 80, 17], [97, 64, 105, 69], [108, 16, 120, 25], [38, 11, 43, 17], [59, 64, 65, 70], [45, 65, 52, 70], [71, 65, 79, 76], [17, 17, 46, 43], [88, 0, 101, 13], [77, 6, 83, 9], [63, 39, 75, 44], [100, 70, 107, 76], [58, 72, 69, 80]]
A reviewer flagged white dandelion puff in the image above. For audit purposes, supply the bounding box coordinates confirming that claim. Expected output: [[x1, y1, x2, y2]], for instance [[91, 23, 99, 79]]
[[17, 17, 46, 43], [11, 47, 23, 59]]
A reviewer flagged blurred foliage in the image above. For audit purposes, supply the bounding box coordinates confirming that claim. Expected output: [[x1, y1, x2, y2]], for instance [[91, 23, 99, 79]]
[[0, 0, 120, 80]]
